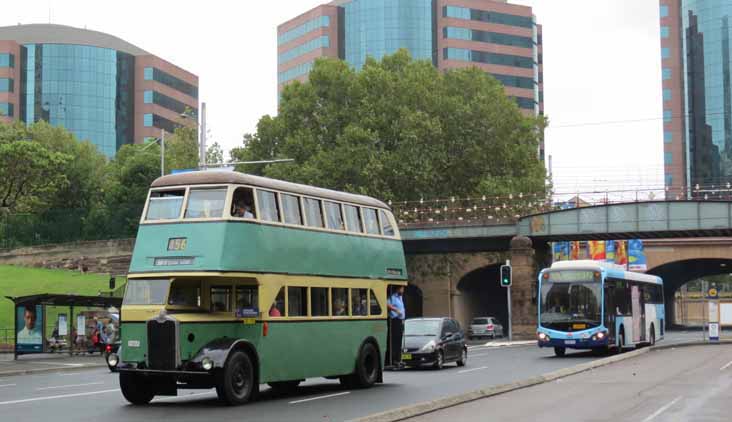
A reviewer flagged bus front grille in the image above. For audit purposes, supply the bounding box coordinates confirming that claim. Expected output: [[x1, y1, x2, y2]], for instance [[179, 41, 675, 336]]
[[147, 319, 178, 370]]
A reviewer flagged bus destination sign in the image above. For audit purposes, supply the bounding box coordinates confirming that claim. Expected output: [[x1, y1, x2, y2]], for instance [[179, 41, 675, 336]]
[[547, 270, 597, 283]]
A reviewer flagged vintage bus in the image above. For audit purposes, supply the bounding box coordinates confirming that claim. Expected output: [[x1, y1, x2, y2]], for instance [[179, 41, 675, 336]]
[[112, 172, 407, 405], [537, 260, 664, 357]]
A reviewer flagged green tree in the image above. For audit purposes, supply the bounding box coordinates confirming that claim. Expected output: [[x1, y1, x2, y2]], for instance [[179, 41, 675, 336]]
[[164, 126, 199, 173], [206, 141, 224, 165], [233, 50, 547, 203]]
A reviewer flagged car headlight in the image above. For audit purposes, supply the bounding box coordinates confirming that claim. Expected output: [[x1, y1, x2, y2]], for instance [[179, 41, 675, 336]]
[[420, 340, 436, 353], [107, 353, 119, 367], [201, 357, 214, 371]]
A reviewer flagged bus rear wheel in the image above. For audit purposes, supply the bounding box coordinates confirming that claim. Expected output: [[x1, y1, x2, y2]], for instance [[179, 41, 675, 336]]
[[216, 351, 255, 405], [650, 325, 656, 346], [341, 342, 379, 389], [554, 347, 566, 357], [120, 372, 155, 405]]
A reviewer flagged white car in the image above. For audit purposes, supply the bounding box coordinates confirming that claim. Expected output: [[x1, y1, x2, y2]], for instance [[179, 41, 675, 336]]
[[468, 317, 504, 339]]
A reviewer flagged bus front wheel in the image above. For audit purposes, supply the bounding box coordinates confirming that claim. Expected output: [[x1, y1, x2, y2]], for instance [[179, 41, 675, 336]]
[[554, 347, 566, 357], [341, 342, 380, 389], [216, 351, 256, 405], [120, 372, 155, 405]]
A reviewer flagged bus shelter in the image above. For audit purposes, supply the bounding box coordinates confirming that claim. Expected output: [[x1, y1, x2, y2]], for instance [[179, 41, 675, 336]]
[[5, 294, 122, 360]]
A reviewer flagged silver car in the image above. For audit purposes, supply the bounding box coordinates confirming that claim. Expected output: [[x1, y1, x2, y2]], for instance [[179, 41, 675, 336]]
[[468, 317, 504, 340]]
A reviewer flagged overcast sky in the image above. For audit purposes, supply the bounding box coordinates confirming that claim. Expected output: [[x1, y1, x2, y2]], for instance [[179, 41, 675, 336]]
[[5, 1, 664, 200]]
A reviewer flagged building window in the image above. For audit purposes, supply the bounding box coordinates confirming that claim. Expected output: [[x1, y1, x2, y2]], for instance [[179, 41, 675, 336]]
[[444, 48, 534, 69], [0, 53, 13, 68], [278, 15, 330, 45], [0, 78, 13, 93], [144, 67, 153, 80], [664, 152, 673, 165], [144, 90, 153, 104], [660, 5, 669, 18], [661, 47, 670, 59], [145, 67, 198, 98], [279, 36, 330, 65], [665, 173, 673, 186], [278, 61, 315, 84], [663, 109, 673, 122], [443, 5, 533, 28], [661, 26, 670, 38], [145, 90, 197, 117], [490, 73, 535, 89], [664, 132, 673, 143], [662, 68, 672, 80], [0, 102, 13, 117], [443, 27, 533, 49], [663, 89, 672, 101], [144, 113, 153, 127]]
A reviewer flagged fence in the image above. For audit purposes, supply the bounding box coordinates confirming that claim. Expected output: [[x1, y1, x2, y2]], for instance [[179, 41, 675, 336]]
[[0, 328, 14, 353]]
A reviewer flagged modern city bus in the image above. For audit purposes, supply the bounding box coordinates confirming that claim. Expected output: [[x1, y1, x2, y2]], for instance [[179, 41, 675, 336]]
[[537, 260, 664, 357], [111, 171, 407, 405]]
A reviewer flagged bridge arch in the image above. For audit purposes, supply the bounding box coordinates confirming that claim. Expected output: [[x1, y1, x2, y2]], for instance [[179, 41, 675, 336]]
[[455, 263, 507, 333]]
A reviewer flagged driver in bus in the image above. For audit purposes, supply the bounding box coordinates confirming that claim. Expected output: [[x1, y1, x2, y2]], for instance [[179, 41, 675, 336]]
[[232, 199, 254, 218]]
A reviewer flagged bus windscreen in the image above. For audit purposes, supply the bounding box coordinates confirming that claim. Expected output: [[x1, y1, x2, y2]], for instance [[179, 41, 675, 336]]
[[540, 271, 601, 331]]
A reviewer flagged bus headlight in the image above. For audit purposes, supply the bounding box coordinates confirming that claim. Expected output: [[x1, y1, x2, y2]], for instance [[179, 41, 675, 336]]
[[597, 331, 606, 340], [202, 357, 214, 371], [107, 353, 119, 367], [538, 332, 550, 342]]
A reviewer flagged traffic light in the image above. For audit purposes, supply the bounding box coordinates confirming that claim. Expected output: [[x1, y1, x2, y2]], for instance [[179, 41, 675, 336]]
[[500, 265, 512, 287]]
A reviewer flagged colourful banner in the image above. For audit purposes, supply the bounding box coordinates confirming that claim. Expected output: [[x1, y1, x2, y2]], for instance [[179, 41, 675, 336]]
[[628, 239, 647, 272], [605, 240, 616, 263], [589, 241, 606, 261], [570, 241, 580, 260], [615, 240, 628, 267], [553, 242, 569, 262]]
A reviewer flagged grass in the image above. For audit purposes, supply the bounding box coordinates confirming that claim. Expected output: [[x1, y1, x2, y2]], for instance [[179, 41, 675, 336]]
[[0, 265, 126, 344]]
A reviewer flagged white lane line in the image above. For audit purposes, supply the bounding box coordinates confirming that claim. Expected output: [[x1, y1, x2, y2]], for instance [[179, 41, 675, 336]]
[[458, 366, 489, 374], [468, 352, 495, 358], [0, 384, 17, 388], [58, 373, 81, 376], [289, 391, 350, 404], [0, 389, 119, 406], [36, 382, 104, 391], [32, 362, 85, 367], [154, 391, 216, 402], [720, 360, 732, 371], [641, 396, 683, 422]]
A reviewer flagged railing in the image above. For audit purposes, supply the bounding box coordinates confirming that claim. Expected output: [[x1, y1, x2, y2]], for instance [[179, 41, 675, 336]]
[[0, 328, 14, 353]]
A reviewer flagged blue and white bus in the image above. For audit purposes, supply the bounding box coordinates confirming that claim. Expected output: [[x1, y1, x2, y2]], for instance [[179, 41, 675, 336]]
[[537, 260, 664, 356]]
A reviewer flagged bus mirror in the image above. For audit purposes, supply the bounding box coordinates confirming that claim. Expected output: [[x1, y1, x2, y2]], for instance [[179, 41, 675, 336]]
[[109, 277, 116, 290]]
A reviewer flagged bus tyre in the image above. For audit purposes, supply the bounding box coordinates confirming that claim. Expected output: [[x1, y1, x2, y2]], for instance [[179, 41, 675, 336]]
[[216, 351, 255, 405], [343, 342, 380, 389], [554, 347, 566, 357], [268, 380, 301, 394], [120, 372, 155, 405], [650, 325, 656, 346], [617, 328, 625, 354]]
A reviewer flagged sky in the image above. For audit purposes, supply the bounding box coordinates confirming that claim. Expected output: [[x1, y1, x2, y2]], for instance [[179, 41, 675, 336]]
[[4, 0, 664, 201]]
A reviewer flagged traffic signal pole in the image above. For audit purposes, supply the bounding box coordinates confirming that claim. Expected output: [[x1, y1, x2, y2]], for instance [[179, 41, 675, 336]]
[[501, 260, 512, 342]]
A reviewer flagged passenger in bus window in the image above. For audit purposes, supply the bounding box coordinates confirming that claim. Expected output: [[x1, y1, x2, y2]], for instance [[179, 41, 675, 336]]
[[232, 188, 256, 218]]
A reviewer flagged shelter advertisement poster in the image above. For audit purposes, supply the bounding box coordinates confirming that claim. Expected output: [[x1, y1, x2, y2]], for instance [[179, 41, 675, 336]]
[[589, 241, 606, 261], [628, 239, 647, 272], [16, 305, 43, 353], [605, 240, 616, 262], [615, 240, 628, 267]]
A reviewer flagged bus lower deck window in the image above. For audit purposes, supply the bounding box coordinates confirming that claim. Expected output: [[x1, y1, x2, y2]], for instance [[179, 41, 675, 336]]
[[210, 286, 232, 312], [288, 287, 308, 317], [311, 288, 329, 316], [351, 289, 367, 316], [332, 288, 349, 316], [270, 288, 285, 317], [369, 289, 382, 315]]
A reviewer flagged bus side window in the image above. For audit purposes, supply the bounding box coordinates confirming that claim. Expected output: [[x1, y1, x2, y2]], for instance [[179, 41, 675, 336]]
[[311, 287, 329, 317], [332, 288, 349, 316], [210, 286, 232, 312], [324, 201, 345, 231], [351, 288, 367, 316], [379, 210, 395, 236], [257, 189, 280, 222], [343, 204, 363, 233], [288, 287, 308, 317], [235, 286, 258, 316], [304, 198, 324, 228], [269, 287, 285, 317], [362, 208, 380, 235], [169, 281, 201, 307], [232, 187, 256, 218], [281, 193, 303, 225], [369, 289, 382, 316]]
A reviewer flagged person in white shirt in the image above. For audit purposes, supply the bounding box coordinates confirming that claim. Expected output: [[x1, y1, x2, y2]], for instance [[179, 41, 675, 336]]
[[17, 306, 42, 345]]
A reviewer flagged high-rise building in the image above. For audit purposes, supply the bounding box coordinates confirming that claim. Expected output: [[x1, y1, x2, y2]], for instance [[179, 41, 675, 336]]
[[660, 1, 732, 194], [0, 24, 198, 157], [277, 0, 544, 157]]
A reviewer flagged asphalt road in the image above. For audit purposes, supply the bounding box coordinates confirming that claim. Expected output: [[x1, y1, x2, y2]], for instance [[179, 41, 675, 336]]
[[0, 343, 602, 422], [409, 344, 732, 422]]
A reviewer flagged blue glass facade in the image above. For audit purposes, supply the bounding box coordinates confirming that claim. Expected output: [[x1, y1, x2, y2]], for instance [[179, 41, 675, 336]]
[[279, 16, 330, 45], [0, 102, 13, 117], [279, 36, 330, 65], [0, 53, 13, 68], [681, 0, 732, 185], [341, 0, 434, 69], [21, 44, 134, 157]]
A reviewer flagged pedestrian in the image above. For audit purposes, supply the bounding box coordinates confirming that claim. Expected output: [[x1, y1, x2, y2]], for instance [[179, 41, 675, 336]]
[[385, 285, 406, 370]]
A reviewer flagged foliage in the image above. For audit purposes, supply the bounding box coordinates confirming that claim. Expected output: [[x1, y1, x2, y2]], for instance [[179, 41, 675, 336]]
[[206, 141, 224, 165], [164, 126, 199, 173], [233, 50, 547, 203]]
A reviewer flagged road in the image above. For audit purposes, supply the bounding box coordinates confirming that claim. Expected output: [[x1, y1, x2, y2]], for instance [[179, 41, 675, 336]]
[[408, 344, 732, 422], [0, 343, 602, 422]]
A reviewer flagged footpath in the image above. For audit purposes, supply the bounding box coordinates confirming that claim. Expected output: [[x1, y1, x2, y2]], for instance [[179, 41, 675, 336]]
[[0, 353, 106, 377]]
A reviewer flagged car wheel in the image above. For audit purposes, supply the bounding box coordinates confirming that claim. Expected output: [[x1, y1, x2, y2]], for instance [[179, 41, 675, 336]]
[[341, 342, 380, 389], [457, 348, 467, 367], [216, 351, 256, 405], [554, 347, 566, 357], [120, 372, 155, 405], [268, 380, 301, 394], [433, 351, 444, 370]]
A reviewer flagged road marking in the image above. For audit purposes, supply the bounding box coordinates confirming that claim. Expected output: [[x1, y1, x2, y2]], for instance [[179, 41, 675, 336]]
[[0, 384, 17, 388], [289, 391, 350, 404], [0, 389, 119, 406], [58, 373, 81, 376], [154, 392, 216, 402], [36, 382, 104, 391], [469, 352, 496, 358], [32, 362, 85, 367], [458, 366, 489, 374], [720, 360, 732, 371], [641, 396, 683, 422]]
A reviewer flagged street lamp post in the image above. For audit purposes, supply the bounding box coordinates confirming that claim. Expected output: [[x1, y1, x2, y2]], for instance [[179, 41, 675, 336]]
[[160, 129, 165, 177]]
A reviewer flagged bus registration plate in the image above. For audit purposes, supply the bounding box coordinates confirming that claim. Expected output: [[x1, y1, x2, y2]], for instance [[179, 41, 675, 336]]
[[401, 353, 412, 361], [564, 340, 576, 345], [242, 318, 256, 325]]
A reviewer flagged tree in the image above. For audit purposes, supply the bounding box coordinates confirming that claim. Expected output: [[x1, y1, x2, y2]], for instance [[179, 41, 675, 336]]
[[206, 142, 224, 165], [164, 126, 199, 173], [233, 50, 547, 203]]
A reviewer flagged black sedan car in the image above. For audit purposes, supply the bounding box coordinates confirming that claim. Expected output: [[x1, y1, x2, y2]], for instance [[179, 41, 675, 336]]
[[401, 317, 467, 369]]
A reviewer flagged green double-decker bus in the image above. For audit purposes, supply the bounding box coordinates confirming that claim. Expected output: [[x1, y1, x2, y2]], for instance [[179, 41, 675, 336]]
[[113, 171, 407, 405]]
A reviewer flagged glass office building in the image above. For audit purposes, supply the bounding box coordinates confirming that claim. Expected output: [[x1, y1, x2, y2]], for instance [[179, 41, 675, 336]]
[[0, 24, 198, 158]]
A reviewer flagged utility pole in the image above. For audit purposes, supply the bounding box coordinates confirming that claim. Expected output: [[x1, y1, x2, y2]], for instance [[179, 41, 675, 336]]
[[199, 102, 207, 170], [160, 129, 165, 177]]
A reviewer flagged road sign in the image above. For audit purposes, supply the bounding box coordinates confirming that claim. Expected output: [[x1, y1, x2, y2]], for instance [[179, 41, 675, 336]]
[[500, 265, 512, 287], [707, 287, 719, 299], [709, 301, 720, 342]]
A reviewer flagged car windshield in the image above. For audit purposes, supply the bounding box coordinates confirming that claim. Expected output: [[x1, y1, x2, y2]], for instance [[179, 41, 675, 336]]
[[540, 275, 601, 330], [123, 279, 170, 305], [405, 320, 441, 336], [472, 318, 489, 325]]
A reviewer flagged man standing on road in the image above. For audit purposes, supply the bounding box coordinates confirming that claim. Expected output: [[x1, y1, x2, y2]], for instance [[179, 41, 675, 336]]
[[386, 285, 406, 370]]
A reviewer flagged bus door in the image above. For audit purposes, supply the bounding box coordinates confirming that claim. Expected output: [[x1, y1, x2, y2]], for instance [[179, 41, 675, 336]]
[[603, 283, 616, 343], [631, 284, 644, 343]]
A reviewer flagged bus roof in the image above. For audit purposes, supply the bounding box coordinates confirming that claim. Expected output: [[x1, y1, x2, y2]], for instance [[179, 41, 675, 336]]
[[151, 171, 390, 210], [548, 260, 662, 284]]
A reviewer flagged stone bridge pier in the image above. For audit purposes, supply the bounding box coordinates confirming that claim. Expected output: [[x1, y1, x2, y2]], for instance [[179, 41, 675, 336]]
[[405, 236, 548, 340]]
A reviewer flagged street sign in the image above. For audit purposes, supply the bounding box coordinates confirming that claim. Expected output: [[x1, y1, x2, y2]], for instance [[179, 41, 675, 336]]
[[709, 301, 720, 342], [707, 287, 719, 299], [500, 265, 512, 287]]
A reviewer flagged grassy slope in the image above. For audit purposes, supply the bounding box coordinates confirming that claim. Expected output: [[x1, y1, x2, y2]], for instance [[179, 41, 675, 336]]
[[0, 265, 125, 340]]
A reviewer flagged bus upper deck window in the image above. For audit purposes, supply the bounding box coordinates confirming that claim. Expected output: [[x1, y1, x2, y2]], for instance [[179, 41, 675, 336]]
[[281, 194, 303, 225], [146, 190, 185, 220], [343, 204, 363, 233], [185, 188, 227, 219], [232, 187, 256, 218], [379, 210, 395, 236], [304, 198, 324, 228], [362, 208, 380, 235], [324, 201, 345, 231], [257, 189, 280, 222]]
